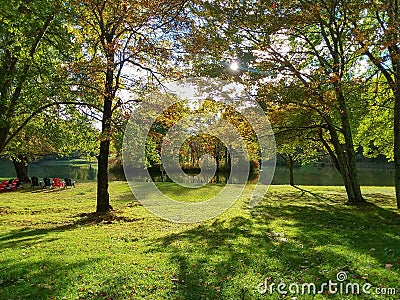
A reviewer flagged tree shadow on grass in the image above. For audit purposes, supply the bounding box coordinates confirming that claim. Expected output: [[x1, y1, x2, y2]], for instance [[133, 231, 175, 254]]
[[0, 212, 146, 299], [0, 258, 98, 300], [1, 188, 399, 299], [0, 212, 142, 251], [0, 254, 128, 300], [149, 192, 400, 299], [292, 185, 338, 203]]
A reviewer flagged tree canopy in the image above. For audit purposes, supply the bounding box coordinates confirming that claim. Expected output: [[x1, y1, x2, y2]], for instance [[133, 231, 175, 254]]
[[1, 0, 399, 209]]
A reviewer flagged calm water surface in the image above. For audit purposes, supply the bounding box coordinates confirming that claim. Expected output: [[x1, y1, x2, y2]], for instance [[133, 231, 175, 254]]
[[0, 159, 393, 186]]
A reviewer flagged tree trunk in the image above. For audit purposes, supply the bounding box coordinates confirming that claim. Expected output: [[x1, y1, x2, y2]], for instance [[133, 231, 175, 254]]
[[320, 115, 364, 204], [96, 48, 114, 213], [333, 87, 364, 204], [394, 88, 400, 209], [287, 155, 294, 186], [97, 139, 110, 212], [279, 153, 295, 186], [390, 17, 400, 208], [0, 127, 9, 154], [328, 123, 364, 204], [11, 155, 30, 182], [225, 146, 228, 169], [214, 144, 220, 171], [319, 128, 340, 172]]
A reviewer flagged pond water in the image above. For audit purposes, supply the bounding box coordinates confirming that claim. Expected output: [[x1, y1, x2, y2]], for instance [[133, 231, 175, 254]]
[[273, 164, 394, 186], [0, 159, 98, 181], [0, 159, 395, 186]]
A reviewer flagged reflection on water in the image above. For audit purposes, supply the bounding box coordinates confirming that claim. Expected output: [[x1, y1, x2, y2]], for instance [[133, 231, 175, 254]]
[[150, 166, 395, 186], [0, 160, 97, 180], [149, 170, 261, 185], [0, 159, 395, 185], [28, 164, 97, 180]]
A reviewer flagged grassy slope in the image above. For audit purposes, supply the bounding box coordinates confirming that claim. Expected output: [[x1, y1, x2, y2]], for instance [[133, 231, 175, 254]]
[[0, 182, 399, 299]]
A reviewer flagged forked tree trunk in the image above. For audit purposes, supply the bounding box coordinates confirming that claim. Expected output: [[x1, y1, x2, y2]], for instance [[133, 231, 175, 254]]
[[331, 86, 365, 204], [11, 155, 30, 182], [329, 124, 364, 204]]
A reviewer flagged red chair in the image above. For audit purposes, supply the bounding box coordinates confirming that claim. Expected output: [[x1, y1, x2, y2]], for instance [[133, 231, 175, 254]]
[[52, 178, 64, 188], [4, 179, 20, 191], [0, 180, 9, 192]]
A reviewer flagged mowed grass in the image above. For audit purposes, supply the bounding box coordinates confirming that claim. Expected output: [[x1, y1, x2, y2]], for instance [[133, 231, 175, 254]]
[[0, 182, 399, 300]]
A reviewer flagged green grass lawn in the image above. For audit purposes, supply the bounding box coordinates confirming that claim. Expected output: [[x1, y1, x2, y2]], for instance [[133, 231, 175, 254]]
[[0, 182, 399, 299]]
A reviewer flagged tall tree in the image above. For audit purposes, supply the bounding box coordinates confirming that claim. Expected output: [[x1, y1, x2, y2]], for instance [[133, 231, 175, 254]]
[[0, 0, 75, 154], [350, 0, 400, 208], [72, 0, 190, 212], [192, 0, 367, 203]]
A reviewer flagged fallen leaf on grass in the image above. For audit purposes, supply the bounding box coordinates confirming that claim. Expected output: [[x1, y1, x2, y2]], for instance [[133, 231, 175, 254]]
[[385, 263, 393, 269]]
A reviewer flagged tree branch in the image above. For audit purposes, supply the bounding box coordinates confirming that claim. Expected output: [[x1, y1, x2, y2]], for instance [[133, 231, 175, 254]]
[[5, 101, 102, 148]]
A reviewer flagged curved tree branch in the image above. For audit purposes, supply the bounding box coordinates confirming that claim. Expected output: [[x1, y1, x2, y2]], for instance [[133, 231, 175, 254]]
[[4, 101, 102, 148]]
